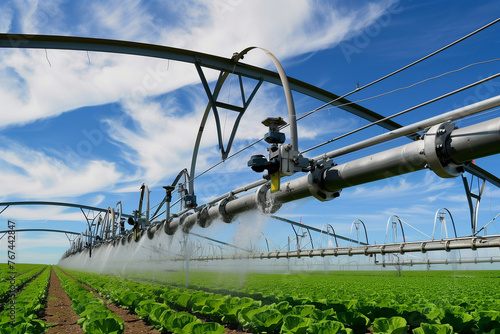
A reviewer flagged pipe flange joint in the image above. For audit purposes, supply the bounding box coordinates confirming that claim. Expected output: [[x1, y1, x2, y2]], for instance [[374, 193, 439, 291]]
[[219, 195, 237, 223], [471, 237, 478, 250], [147, 224, 156, 240], [181, 214, 196, 233], [177, 213, 191, 232], [255, 184, 282, 214], [197, 206, 213, 228], [444, 239, 451, 252], [307, 159, 342, 201], [164, 214, 186, 235], [424, 121, 463, 178], [420, 242, 427, 254]]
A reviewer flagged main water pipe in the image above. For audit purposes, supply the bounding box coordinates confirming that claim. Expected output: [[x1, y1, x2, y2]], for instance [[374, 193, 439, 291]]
[[163, 115, 500, 234]]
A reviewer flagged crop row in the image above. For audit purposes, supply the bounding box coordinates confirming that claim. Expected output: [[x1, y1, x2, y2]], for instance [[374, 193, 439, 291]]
[[0, 263, 46, 282], [128, 270, 500, 315], [0, 265, 47, 310], [73, 269, 500, 334], [54, 266, 125, 334], [126, 269, 500, 333], [66, 269, 228, 333], [0, 265, 50, 333], [67, 269, 434, 333]]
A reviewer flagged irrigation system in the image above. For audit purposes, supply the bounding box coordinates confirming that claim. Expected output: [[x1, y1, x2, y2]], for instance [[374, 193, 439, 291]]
[[1, 29, 500, 271]]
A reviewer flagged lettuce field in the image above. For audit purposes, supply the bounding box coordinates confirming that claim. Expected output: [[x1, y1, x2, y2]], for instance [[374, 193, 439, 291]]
[[1, 264, 500, 333]]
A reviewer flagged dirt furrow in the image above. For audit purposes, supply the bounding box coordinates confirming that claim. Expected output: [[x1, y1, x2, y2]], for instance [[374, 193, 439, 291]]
[[40, 267, 83, 334], [60, 269, 161, 334]]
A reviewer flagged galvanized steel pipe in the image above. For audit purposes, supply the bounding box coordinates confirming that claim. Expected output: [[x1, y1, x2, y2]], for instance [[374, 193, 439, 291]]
[[164, 116, 500, 234]]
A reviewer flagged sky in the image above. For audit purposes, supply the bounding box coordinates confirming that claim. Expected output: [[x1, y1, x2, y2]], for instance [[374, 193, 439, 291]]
[[0, 0, 500, 267]]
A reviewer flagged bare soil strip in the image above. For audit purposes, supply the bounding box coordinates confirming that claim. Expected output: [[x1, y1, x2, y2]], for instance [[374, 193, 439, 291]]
[[59, 269, 161, 334], [39, 267, 84, 334], [60, 268, 249, 333]]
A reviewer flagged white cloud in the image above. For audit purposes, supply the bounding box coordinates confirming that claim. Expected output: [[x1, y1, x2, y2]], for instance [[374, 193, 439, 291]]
[[381, 204, 436, 218], [0, 0, 397, 128], [0, 0, 401, 198], [0, 139, 123, 199], [84, 0, 159, 41], [13, 233, 70, 250], [0, 206, 84, 222], [0, 0, 410, 247], [0, 5, 14, 32], [92, 194, 106, 206], [0, 232, 70, 264]]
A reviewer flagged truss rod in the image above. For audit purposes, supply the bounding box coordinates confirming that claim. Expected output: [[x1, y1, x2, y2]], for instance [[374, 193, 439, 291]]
[[0, 228, 81, 235], [302, 72, 500, 155], [302, 17, 500, 122], [0, 201, 133, 217], [189, 232, 251, 252], [270, 215, 368, 245], [313, 94, 500, 161]]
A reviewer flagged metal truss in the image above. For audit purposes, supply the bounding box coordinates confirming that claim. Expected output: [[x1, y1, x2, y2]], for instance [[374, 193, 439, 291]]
[[2, 34, 500, 263]]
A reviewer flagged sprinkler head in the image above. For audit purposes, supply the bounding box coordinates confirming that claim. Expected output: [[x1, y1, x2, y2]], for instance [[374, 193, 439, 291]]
[[248, 154, 268, 173], [262, 117, 287, 144]]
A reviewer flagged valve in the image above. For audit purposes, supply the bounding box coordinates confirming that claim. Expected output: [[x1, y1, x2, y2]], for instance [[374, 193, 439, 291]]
[[178, 182, 197, 209], [184, 194, 197, 209], [163, 185, 175, 221], [262, 117, 287, 144], [248, 117, 310, 192], [247, 154, 269, 173], [248, 117, 286, 182]]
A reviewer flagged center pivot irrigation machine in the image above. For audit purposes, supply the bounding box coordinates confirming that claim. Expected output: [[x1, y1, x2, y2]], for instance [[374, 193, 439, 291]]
[[1, 23, 500, 272]]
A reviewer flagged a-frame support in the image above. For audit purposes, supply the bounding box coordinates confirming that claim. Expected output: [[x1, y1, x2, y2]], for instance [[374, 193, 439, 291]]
[[195, 61, 263, 160]]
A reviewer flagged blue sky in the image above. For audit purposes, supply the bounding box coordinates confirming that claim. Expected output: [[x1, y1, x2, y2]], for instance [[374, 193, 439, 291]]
[[0, 0, 500, 266]]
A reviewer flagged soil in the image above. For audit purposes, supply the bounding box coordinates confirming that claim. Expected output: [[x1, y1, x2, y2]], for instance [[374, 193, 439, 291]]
[[39, 267, 84, 334], [41, 267, 249, 334], [60, 269, 161, 334]]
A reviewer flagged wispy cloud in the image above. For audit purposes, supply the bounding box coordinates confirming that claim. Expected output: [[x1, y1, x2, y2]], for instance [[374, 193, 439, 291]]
[[381, 203, 436, 217], [0, 233, 69, 264], [1, 0, 397, 127], [83, 0, 159, 41], [0, 4, 14, 32], [0, 205, 84, 222], [0, 0, 401, 198], [0, 138, 123, 199], [0, 0, 415, 235]]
